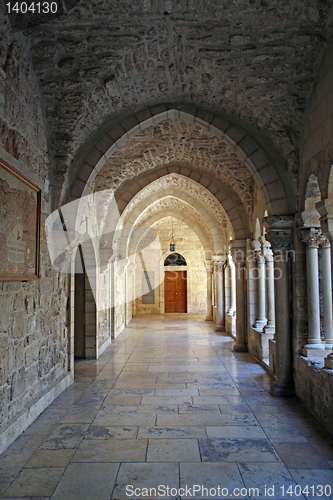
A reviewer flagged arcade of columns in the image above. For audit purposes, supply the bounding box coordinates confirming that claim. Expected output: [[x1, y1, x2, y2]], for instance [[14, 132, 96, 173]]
[[205, 212, 333, 397]]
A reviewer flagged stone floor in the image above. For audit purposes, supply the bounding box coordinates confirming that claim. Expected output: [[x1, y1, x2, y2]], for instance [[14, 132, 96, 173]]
[[1, 314, 333, 500]]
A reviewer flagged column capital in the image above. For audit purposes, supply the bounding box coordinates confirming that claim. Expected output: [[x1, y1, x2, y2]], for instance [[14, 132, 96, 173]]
[[263, 216, 294, 252], [230, 239, 247, 262], [214, 260, 227, 271], [320, 235, 330, 248], [205, 260, 214, 273], [299, 227, 322, 248], [260, 236, 274, 261]]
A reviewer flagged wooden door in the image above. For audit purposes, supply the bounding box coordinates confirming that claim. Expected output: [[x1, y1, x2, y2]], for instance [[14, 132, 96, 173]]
[[164, 270, 187, 313]]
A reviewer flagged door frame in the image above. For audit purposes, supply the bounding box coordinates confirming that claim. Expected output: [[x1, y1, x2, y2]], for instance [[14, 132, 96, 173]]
[[164, 268, 188, 313]]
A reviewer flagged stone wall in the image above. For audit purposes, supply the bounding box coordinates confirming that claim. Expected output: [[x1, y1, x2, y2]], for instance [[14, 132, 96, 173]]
[[135, 217, 207, 315], [0, 31, 71, 452]]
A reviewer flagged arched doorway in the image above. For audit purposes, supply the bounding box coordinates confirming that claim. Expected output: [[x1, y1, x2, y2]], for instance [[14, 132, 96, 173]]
[[164, 253, 187, 313]]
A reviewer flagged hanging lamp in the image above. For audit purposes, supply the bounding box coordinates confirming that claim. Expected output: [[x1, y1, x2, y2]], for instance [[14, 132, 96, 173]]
[[170, 218, 175, 252]]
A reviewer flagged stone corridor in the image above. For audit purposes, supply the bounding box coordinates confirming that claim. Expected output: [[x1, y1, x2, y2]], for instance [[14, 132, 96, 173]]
[[0, 315, 333, 500]]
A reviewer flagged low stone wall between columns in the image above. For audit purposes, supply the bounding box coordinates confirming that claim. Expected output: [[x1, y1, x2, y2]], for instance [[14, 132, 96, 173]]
[[248, 327, 274, 366], [294, 355, 333, 431], [225, 313, 235, 339], [0, 372, 73, 455]]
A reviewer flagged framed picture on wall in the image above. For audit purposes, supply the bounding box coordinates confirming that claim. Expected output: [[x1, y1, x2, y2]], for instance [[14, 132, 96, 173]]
[[0, 159, 41, 280]]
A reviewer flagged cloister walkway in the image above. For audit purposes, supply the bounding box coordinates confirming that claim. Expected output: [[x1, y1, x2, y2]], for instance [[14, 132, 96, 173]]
[[0, 315, 333, 500]]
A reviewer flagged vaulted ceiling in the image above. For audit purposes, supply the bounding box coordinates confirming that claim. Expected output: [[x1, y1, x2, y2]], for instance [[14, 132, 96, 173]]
[[2, 0, 333, 212]]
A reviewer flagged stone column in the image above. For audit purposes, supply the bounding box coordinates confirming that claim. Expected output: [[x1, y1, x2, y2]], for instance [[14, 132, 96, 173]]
[[205, 261, 214, 321], [317, 199, 333, 358], [261, 237, 275, 334], [300, 228, 325, 356], [230, 240, 247, 352], [214, 260, 226, 332], [264, 216, 294, 397], [320, 237, 333, 350], [252, 240, 267, 331], [228, 254, 236, 315]]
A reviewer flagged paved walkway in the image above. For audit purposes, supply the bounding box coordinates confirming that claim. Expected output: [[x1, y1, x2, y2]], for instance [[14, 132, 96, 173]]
[[0, 314, 333, 500]]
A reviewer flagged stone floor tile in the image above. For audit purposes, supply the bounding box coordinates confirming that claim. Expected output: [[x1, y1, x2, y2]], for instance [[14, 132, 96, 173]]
[[60, 405, 101, 424], [178, 403, 220, 414], [138, 426, 207, 439], [2, 468, 64, 498], [272, 442, 331, 469], [112, 462, 179, 500], [147, 438, 201, 462], [72, 438, 147, 462], [198, 388, 241, 395], [254, 413, 295, 428], [238, 462, 302, 499], [141, 395, 193, 405], [84, 426, 138, 439], [288, 469, 333, 500], [199, 438, 279, 462], [92, 408, 156, 427], [249, 404, 285, 415], [192, 395, 245, 405], [0, 478, 13, 495], [180, 462, 246, 499], [157, 413, 258, 427], [263, 426, 308, 442], [103, 395, 142, 405], [206, 425, 266, 439], [154, 388, 199, 396], [101, 404, 178, 413], [51, 463, 119, 500], [219, 403, 252, 414], [39, 424, 89, 450], [24, 449, 74, 468], [107, 389, 155, 396]]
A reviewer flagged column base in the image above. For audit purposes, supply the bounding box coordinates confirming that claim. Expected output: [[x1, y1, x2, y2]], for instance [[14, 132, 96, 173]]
[[264, 325, 275, 334], [233, 343, 248, 352], [302, 344, 327, 357], [270, 381, 294, 397], [215, 325, 225, 332], [255, 320, 267, 331]]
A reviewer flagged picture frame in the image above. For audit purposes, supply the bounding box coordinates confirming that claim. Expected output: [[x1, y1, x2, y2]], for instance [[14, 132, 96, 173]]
[[0, 158, 41, 280]]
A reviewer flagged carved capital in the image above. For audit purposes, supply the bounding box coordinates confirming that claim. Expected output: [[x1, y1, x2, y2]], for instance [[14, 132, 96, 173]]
[[320, 235, 330, 248], [214, 260, 227, 271], [300, 228, 322, 248], [255, 254, 265, 264], [263, 216, 294, 253]]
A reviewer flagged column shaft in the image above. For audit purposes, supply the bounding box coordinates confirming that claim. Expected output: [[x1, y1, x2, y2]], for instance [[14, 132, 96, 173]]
[[255, 254, 267, 330], [321, 242, 333, 347], [264, 255, 275, 332], [306, 245, 321, 344], [205, 263, 213, 321], [215, 263, 225, 331]]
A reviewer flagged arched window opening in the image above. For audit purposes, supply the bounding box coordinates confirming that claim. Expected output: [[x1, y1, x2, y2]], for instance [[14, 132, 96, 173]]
[[164, 253, 187, 266]]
